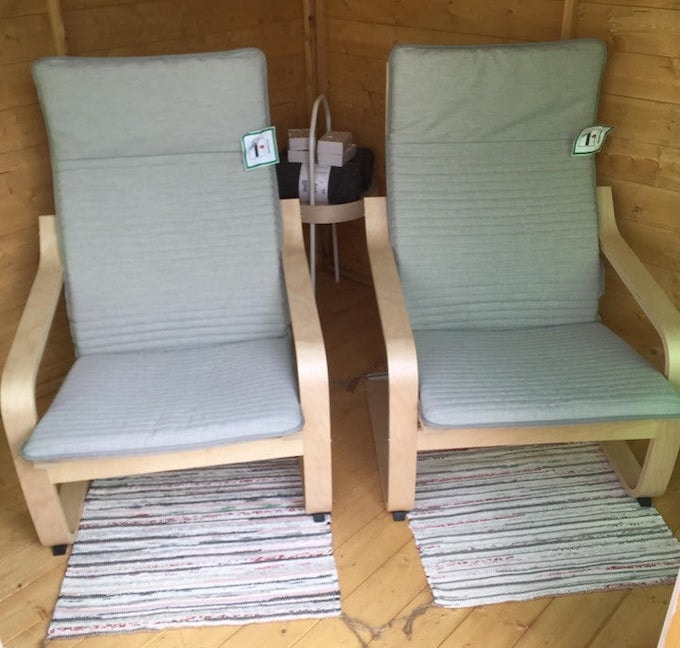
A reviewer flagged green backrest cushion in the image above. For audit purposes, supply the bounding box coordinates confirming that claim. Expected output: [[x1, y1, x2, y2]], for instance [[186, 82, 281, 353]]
[[387, 40, 608, 330], [33, 49, 289, 354]]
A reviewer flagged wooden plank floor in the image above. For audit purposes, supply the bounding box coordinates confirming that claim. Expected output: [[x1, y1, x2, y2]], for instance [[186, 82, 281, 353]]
[[1, 269, 679, 647]]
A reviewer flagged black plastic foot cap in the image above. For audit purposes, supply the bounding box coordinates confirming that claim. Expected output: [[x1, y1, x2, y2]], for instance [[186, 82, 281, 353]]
[[51, 544, 68, 556], [392, 511, 407, 522], [312, 513, 327, 523], [638, 497, 653, 508]]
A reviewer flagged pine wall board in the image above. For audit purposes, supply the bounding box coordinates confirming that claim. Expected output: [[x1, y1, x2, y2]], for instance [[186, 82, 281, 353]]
[[575, 0, 680, 367], [0, 3, 65, 414]]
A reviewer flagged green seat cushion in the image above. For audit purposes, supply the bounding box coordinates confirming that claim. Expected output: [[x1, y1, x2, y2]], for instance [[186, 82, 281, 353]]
[[416, 324, 680, 428], [23, 336, 303, 461]]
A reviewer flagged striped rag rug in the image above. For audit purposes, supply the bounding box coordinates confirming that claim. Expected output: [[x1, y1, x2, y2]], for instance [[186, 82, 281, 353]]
[[409, 443, 680, 608], [48, 458, 340, 639]]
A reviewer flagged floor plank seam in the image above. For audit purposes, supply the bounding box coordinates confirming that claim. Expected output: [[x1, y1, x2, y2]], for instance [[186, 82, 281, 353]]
[[331, 368, 380, 392], [580, 590, 631, 648], [341, 602, 438, 647]]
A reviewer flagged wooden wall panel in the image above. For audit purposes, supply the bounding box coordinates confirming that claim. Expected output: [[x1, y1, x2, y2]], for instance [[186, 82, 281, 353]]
[[576, 0, 680, 362], [0, 4, 65, 416]]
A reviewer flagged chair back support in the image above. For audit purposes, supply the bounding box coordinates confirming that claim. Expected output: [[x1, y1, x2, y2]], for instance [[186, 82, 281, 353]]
[[34, 49, 288, 355], [387, 40, 607, 330]]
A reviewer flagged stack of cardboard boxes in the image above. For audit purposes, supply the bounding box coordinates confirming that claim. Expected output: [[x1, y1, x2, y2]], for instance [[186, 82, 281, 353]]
[[287, 129, 356, 167], [276, 128, 373, 206]]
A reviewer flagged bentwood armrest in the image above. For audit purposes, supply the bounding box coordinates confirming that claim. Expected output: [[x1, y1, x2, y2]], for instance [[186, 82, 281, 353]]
[[280, 199, 330, 406], [280, 198, 332, 511], [597, 186, 680, 389], [658, 566, 680, 647], [364, 196, 419, 511], [364, 195, 419, 384], [0, 215, 64, 456]]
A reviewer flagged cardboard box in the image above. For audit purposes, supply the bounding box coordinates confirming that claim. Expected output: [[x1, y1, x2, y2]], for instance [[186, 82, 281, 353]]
[[288, 148, 312, 164], [317, 131, 353, 158], [318, 143, 357, 167], [288, 128, 312, 151]]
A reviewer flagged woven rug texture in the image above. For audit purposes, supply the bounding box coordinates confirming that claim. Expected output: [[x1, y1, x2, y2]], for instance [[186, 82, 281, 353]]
[[409, 443, 680, 608], [48, 458, 340, 639]]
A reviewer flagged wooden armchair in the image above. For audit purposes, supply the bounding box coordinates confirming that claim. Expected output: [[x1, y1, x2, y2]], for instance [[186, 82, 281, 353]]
[[1, 49, 331, 552], [365, 40, 680, 518]]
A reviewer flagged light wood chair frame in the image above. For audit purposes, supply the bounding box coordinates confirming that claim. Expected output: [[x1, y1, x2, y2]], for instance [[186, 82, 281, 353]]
[[365, 188, 680, 515], [658, 565, 680, 647], [1, 198, 332, 549]]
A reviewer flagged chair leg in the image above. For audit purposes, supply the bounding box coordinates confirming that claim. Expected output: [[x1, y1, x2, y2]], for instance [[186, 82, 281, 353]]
[[13, 457, 85, 547], [366, 375, 418, 514], [300, 427, 333, 515], [601, 422, 680, 499]]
